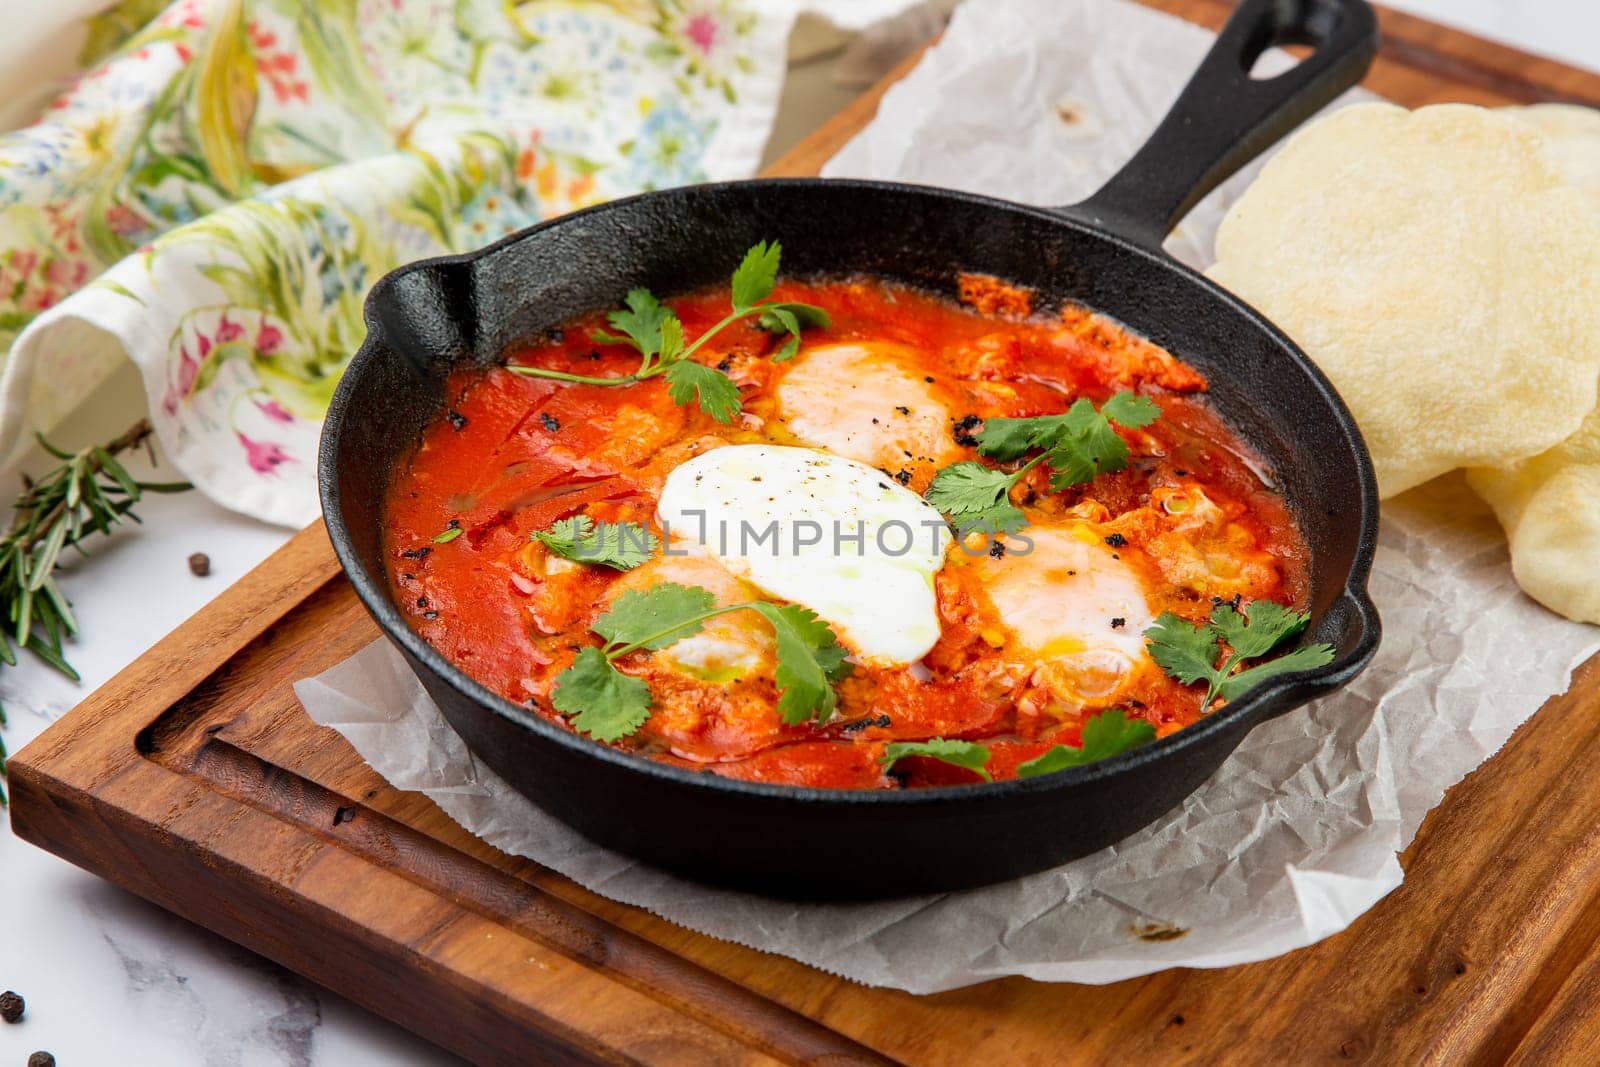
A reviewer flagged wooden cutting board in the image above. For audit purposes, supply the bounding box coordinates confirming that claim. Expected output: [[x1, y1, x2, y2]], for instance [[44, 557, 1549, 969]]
[[13, 3, 1600, 1064]]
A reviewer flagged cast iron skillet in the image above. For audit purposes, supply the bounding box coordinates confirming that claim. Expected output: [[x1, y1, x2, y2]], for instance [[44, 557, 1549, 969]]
[[322, 0, 1383, 898]]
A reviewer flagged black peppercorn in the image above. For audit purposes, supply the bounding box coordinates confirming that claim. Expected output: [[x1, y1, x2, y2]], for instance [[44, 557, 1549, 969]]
[[0, 990, 24, 1023], [29, 1053, 55, 1067], [952, 414, 981, 447], [187, 552, 211, 577]]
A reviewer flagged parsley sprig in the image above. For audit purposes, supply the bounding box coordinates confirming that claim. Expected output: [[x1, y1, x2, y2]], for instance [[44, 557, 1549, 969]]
[[549, 582, 850, 742], [1144, 600, 1335, 709], [533, 516, 657, 571], [506, 241, 829, 423], [1013, 709, 1155, 777], [877, 709, 1156, 783], [880, 739, 994, 781], [924, 391, 1159, 532]]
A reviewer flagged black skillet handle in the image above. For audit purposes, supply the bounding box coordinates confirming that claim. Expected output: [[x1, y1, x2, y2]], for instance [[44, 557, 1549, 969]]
[[1067, 0, 1377, 250]]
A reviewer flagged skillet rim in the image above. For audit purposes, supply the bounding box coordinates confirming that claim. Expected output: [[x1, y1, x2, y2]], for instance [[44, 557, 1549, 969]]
[[319, 176, 1382, 808]]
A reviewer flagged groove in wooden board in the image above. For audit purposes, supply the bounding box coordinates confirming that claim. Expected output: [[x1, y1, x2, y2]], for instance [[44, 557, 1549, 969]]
[[151, 732, 893, 1066], [12, 3, 1600, 1064]]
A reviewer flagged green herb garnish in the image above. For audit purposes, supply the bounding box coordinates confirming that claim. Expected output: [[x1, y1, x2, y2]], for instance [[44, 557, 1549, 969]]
[[506, 241, 829, 423], [1013, 709, 1156, 778], [549, 582, 850, 742], [533, 516, 657, 571], [432, 522, 463, 544], [1144, 600, 1336, 709], [879, 739, 993, 781], [0, 419, 192, 806], [924, 391, 1158, 532], [875, 708, 1157, 784]]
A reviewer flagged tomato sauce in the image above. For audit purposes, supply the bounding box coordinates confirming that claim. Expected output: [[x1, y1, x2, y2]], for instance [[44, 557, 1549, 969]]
[[383, 276, 1311, 789]]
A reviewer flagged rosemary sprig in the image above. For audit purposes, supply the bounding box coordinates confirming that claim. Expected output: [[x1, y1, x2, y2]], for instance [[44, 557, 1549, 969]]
[[0, 418, 191, 805]]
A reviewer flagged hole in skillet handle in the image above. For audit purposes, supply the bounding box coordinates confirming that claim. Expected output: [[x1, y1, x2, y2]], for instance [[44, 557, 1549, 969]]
[[1063, 0, 1378, 250]]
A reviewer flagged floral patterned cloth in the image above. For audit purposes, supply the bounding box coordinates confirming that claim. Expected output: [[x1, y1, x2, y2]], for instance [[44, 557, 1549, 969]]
[[0, 0, 904, 525]]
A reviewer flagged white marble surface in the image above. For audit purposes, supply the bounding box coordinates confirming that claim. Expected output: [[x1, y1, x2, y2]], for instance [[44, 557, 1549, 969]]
[[1, 4, 1597, 1065]]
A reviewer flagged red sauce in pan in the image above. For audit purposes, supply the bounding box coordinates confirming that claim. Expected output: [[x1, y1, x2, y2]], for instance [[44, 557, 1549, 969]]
[[383, 276, 1310, 788]]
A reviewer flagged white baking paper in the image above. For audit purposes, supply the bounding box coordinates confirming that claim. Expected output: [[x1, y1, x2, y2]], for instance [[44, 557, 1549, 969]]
[[295, 0, 1600, 992]]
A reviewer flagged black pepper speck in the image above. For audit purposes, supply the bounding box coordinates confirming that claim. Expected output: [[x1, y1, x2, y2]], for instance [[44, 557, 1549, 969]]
[[539, 412, 560, 432], [446, 409, 468, 431]]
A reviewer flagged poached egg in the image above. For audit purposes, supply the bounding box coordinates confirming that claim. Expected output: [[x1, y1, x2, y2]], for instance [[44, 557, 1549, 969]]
[[774, 342, 963, 479], [968, 523, 1156, 703], [656, 444, 948, 665]]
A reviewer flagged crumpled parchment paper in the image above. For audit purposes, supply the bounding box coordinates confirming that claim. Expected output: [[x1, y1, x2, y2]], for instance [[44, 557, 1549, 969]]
[[295, 0, 1600, 992]]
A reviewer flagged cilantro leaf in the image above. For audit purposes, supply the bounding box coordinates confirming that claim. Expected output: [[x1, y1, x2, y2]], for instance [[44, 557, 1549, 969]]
[[591, 288, 670, 359], [1144, 601, 1336, 708], [879, 739, 993, 781], [664, 361, 742, 423], [758, 306, 802, 362], [1043, 399, 1130, 490], [731, 239, 781, 309], [594, 583, 718, 652], [747, 602, 851, 725], [1014, 709, 1156, 778], [1100, 391, 1161, 428], [756, 304, 831, 363], [924, 462, 1027, 532], [657, 314, 684, 364], [533, 516, 658, 570], [761, 303, 830, 331], [550, 646, 653, 742], [1208, 601, 1307, 659], [972, 391, 1156, 492], [1143, 612, 1221, 687], [975, 414, 1070, 462], [1216, 644, 1336, 702]]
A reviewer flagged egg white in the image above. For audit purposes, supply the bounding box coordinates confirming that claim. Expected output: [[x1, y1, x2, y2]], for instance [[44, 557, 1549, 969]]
[[970, 524, 1155, 701], [656, 444, 948, 665], [774, 342, 962, 475]]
